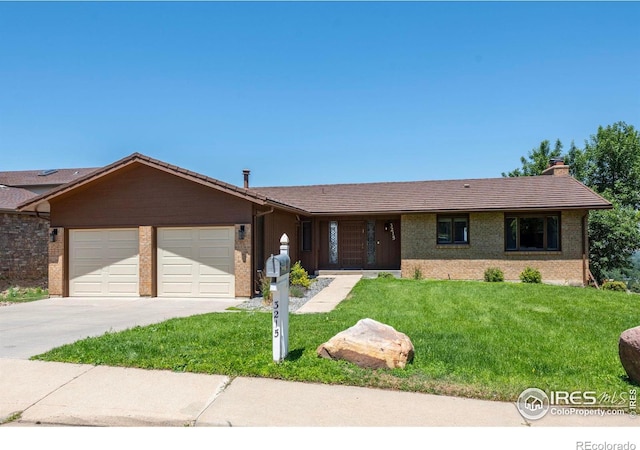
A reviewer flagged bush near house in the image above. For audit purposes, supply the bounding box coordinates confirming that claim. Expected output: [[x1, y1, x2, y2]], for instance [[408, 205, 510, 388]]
[[290, 261, 311, 289], [602, 281, 628, 292], [484, 267, 504, 282], [520, 267, 542, 284]]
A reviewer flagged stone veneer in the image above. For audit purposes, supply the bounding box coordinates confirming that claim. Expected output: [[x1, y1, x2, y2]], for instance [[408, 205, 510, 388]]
[[0, 212, 49, 284], [235, 223, 252, 297], [400, 210, 588, 285]]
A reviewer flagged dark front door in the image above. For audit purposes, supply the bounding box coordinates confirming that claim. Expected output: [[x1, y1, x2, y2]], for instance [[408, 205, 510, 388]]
[[339, 221, 365, 269]]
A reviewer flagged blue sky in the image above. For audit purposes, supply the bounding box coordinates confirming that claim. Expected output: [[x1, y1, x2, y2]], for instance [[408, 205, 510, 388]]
[[1, 1, 638, 187]]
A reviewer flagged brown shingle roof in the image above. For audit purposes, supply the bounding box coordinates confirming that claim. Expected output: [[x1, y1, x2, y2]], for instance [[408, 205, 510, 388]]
[[16, 152, 612, 215], [253, 176, 612, 214], [18, 153, 307, 214], [0, 186, 38, 211], [0, 168, 99, 187]]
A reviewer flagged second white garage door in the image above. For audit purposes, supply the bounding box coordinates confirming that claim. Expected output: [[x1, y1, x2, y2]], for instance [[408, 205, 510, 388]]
[[157, 227, 235, 297]]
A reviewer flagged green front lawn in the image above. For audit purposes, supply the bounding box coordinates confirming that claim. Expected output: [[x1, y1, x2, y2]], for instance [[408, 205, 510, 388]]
[[33, 279, 640, 401]]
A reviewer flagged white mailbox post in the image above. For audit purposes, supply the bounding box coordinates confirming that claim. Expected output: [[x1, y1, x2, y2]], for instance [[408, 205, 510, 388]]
[[265, 234, 290, 363]]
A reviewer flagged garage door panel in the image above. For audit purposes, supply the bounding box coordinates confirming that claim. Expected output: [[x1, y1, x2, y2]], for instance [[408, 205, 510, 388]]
[[199, 283, 234, 295], [70, 229, 139, 297], [158, 226, 235, 298]]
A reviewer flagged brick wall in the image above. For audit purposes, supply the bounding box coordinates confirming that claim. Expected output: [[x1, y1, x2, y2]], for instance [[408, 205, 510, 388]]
[[139, 226, 155, 296], [48, 227, 65, 296], [401, 210, 588, 285], [0, 212, 49, 287], [235, 223, 252, 297]]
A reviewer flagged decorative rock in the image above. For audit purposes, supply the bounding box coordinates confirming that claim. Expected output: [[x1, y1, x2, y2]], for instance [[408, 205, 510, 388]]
[[317, 318, 414, 369], [619, 326, 640, 384]]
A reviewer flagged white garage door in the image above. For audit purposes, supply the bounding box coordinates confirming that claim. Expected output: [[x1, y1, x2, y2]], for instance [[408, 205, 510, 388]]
[[157, 227, 235, 297], [69, 229, 139, 297]]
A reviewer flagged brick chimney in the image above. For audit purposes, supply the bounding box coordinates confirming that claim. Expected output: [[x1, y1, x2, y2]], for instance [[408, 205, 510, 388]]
[[541, 158, 570, 176], [243, 169, 250, 188]]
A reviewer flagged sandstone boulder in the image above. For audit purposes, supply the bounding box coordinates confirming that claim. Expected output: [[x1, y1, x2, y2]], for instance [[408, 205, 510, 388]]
[[317, 318, 414, 369], [619, 326, 640, 384]]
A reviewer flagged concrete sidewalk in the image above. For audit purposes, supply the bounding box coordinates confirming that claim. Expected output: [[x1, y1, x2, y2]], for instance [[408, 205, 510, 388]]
[[295, 275, 362, 314], [1, 358, 637, 427]]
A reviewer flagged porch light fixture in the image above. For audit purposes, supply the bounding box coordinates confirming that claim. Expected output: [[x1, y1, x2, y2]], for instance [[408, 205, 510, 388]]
[[50, 228, 58, 243], [239, 225, 246, 240]]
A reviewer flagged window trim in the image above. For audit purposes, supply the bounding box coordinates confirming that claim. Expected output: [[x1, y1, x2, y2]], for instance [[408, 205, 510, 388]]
[[504, 212, 561, 252], [436, 214, 470, 245]]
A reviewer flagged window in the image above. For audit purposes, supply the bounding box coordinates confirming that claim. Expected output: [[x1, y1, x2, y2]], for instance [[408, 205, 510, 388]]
[[437, 215, 469, 244], [301, 221, 312, 252], [505, 214, 560, 251]]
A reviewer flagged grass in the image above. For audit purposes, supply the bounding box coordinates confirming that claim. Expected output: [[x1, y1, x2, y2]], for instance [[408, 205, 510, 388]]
[[1, 286, 48, 303], [33, 278, 640, 402]]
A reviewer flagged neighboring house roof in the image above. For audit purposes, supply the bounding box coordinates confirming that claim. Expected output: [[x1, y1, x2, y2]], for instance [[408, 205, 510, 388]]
[[0, 167, 98, 212], [16, 152, 612, 216], [0, 168, 98, 188], [252, 176, 612, 215], [0, 185, 40, 212]]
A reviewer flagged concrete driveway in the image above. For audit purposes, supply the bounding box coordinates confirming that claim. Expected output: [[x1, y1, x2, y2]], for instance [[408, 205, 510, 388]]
[[0, 297, 242, 359]]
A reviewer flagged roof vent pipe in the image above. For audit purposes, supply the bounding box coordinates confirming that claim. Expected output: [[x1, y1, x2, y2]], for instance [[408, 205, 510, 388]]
[[243, 169, 250, 189]]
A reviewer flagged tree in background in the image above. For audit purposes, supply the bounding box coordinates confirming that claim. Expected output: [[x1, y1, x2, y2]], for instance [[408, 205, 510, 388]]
[[504, 121, 640, 283], [502, 139, 563, 177]]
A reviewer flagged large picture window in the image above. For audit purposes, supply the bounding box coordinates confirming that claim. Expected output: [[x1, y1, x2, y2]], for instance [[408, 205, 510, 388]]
[[505, 214, 560, 251], [437, 215, 469, 245]]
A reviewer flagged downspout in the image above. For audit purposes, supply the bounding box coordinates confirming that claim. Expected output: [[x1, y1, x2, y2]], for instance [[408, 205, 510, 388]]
[[582, 212, 589, 286], [253, 206, 275, 295]]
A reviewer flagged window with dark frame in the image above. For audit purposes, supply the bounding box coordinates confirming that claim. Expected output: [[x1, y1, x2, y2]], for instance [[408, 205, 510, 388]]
[[505, 214, 561, 251], [301, 221, 312, 252], [437, 215, 469, 245]]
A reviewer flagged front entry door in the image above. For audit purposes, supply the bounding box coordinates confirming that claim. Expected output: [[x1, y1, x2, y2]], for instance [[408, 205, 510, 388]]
[[340, 221, 365, 269]]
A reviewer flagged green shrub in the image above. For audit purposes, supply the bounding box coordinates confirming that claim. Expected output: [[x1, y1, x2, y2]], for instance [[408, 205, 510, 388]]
[[520, 267, 542, 284], [413, 268, 423, 280], [484, 267, 504, 282], [260, 273, 273, 305], [602, 280, 627, 292], [377, 272, 395, 279], [290, 285, 306, 298], [629, 281, 640, 294], [290, 261, 311, 289]]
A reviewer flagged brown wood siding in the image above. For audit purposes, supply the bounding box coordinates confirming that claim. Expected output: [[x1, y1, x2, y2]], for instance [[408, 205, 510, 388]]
[[50, 163, 253, 228], [262, 210, 299, 264]]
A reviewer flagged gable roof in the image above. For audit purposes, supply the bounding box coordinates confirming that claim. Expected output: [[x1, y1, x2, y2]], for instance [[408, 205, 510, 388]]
[[17, 152, 307, 214], [17, 152, 613, 216], [253, 176, 612, 214]]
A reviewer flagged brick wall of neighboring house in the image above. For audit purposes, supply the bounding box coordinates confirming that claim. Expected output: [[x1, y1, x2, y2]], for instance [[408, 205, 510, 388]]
[[400, 210, 588, 285], [235, 223, 252, 297], [0, 212, 49, 287]]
